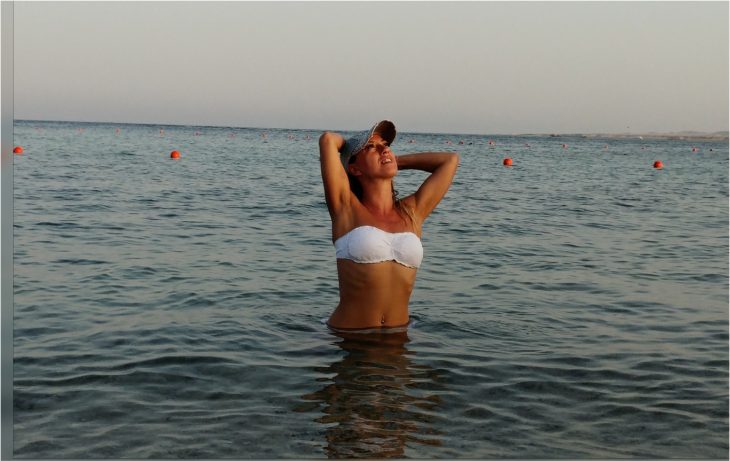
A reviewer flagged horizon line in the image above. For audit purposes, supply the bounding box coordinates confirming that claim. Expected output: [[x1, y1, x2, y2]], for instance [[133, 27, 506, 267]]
[[13, 118, 729, 139]]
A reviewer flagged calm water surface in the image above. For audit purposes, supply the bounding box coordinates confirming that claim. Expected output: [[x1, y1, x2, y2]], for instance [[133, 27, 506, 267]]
[[12, 120, 729, 458]]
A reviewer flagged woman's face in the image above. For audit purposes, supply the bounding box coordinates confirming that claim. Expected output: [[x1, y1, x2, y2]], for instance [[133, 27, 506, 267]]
[[348, 134, 397, 179]]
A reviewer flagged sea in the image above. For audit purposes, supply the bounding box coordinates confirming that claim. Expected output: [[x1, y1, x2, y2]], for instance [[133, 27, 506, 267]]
[[10, 120, 729, 458]]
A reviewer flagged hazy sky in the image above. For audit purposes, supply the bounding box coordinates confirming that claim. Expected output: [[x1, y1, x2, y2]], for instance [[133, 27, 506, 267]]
[[12, 1, 729, 134]]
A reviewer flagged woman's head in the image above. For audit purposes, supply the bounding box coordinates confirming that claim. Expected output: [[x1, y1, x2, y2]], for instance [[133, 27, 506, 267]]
[[340, 120, 396, 172], [346, 133, 397, 180], [340, 120, 398, 200]]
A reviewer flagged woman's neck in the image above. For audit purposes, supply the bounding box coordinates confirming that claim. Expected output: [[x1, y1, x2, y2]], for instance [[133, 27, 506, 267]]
[[360, 179, 395, 217]]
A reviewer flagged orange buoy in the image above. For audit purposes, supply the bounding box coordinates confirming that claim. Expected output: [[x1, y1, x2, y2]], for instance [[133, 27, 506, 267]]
[[13, 146, 23, 154], [653, 160, 663, 169], [503, 158, 513, 167], [170, 150, 181, 159]]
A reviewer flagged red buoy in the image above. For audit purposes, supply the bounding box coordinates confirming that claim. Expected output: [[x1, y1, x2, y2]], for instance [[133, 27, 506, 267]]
[[170, 150, 181, 159], [13, 146, 23, 154], [503, 158, 513, 167], [653, 160, 663, 169]]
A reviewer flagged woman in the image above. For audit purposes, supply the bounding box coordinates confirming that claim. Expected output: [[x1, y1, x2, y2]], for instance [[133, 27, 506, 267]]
[[319, 120, 459, 330]]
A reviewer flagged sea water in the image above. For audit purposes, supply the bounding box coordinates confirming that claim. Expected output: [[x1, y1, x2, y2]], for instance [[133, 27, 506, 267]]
[[11, 120, 729, 458]]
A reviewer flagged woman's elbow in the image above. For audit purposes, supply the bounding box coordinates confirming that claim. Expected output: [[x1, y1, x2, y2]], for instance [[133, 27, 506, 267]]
[[319, 132, 335, 156], [319, 131, 343, 150], [319, 131, 332, 145]]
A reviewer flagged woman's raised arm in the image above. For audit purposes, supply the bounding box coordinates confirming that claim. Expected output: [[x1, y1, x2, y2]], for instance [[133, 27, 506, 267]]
[[319, 132, 350, 218], [397, 152, 460, 221]]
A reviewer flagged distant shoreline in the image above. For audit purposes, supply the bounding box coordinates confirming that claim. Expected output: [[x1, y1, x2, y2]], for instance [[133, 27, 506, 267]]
[[524, 132, 729, 142], [14, 119, 729, 142]]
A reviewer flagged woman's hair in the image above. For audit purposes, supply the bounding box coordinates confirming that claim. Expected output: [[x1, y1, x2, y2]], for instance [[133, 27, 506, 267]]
[[347, 155, 416, 230]]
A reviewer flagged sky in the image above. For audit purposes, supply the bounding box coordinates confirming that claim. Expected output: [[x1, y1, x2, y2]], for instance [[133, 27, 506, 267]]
[[11, 1, 730, 135]]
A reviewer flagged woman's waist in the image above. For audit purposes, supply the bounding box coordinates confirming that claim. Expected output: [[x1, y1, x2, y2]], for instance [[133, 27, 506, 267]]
[[336, 290, 411, 311], [333, 260, 416, 328], [329, 301, 410, 330], [337, 278, 415, 316]]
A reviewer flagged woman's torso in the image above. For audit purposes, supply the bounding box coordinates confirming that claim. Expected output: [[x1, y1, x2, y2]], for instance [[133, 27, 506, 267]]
[[328, 198, 422, 329]]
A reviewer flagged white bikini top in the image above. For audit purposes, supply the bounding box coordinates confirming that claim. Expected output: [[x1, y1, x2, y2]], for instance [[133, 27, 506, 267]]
[[334, 225, 423, 269]]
